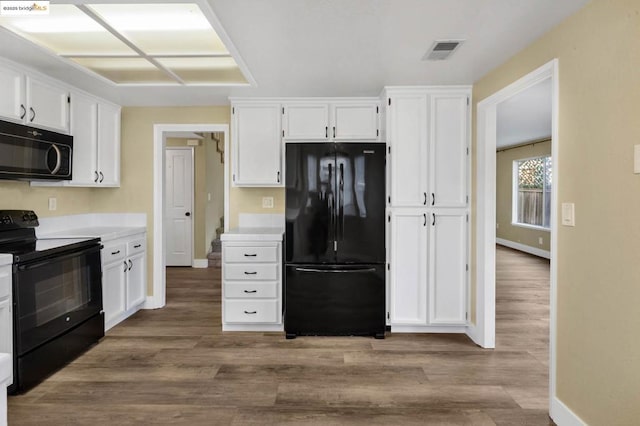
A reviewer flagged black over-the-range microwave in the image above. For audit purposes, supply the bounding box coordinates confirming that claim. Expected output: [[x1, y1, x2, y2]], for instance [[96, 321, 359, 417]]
[[0, 119, 73, 181]]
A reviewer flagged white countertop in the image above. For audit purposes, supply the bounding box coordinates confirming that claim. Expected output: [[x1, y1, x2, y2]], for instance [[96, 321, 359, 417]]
[[0, 254, 11, 267], [39, 226, 147, 242], [221, 227, 284, 242]]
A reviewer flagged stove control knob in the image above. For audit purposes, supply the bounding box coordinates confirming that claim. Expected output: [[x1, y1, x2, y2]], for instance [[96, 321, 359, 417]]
[[22, 214, 30, 222]]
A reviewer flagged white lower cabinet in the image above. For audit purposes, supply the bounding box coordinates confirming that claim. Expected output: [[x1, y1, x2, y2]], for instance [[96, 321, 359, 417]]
[[389, 209, 468, 330], [101, 234, 146, 331], [0, 266, 12, 387], [222, 240, 283, 331]]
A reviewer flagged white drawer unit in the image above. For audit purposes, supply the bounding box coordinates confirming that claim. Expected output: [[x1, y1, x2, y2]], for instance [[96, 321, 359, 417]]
[[0, 265, 13, 387], [221, 239, 283, 331]]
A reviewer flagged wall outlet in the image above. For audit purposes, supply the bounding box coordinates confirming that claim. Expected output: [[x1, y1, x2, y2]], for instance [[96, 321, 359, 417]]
[[262, 197, 274, 209], [496, 223, 499, 229], [538, 237, 543, 245], [48, 197, 57, 211], [207, 193, 211, 201], [634, 144, 640, 174]]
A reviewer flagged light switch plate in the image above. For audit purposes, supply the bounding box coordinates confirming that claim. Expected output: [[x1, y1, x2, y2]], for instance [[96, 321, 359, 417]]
[[262, 197, 274, 209], [634, 144, 640, 174], [561, 202, 575, 226]]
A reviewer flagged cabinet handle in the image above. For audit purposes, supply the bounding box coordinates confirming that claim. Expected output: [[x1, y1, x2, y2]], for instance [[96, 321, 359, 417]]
[[325, 126, 328, 138], [423, 213, 426, 227], [94, 171, 99, 183], [243, 290, 257, 293], [123, 261, 128, 272], [432, 213, 436, 226], [277, 171, 280, 183], [243, 253, 257, 257], [244, 271, 257, 275], [111, 250, 120, 255], [29, 107, 35, 122], [134, 244, 141, 249], [333, 126, 336, 138], [431, 193, 435, 206], [128, 260, 133, 271], [244, 310, 257, 314], [423, 192, 427, 205], [20, 104, 26, 119], [99, 171, 104, 183]]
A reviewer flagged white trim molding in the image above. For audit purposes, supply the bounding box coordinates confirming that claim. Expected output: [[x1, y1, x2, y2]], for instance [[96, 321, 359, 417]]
[[151, 123, 230, 310], [192, 259, 209, 268], [475, 59, 560, 420], [551, 397, 587, 426], [496, 238, 550, 259]]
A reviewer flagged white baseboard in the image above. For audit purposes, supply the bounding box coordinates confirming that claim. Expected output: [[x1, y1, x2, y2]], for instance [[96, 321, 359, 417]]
[[390, 325, 467, 333], [465, 323, 484, 347], [192, 259, 209, 268], [551, 396, 586, 426], [496, 238, 550, 259], [142, 295, 164, 310]]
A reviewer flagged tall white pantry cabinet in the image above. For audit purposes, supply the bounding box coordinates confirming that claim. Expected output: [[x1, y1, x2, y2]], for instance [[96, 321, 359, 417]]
[[383, 87, 471, 332]]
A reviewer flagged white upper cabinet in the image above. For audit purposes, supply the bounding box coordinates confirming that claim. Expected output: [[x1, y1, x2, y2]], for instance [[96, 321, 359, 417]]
[[65, 92, 121, 187], [283, 103, 329, 140], [0, 62, 69, 133], [429, 93, 469, 208], [232, 103, 283, 186], [428, 210, 467, 325], [387, 93, 429, 207], [283, 99, 380, 142]]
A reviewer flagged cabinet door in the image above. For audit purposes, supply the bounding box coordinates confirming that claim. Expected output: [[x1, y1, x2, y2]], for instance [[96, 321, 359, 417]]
[[232, 104, 282, 186], [389, 209, 428, 325], [0, 297, 12, 386], [25, 76, 69, 133], [428, 210, 467, 325], [283, 103, 329, 140], [429, 93, 469, 208], [126, 253, 146, 309], [332, 103, 379, 140], [69, 92, 99, 186], [102, 260, 127, 330], [388, 94, 428, 207], [0, 64, 24, 123], [97, 103, 121, 187]]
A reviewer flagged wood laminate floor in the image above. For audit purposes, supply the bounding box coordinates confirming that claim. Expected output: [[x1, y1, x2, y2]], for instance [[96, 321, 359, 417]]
[[8, 245, 552, 425]]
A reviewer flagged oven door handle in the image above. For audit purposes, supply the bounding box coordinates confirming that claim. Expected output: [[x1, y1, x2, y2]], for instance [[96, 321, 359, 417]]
[[17, 245, 100, 271]]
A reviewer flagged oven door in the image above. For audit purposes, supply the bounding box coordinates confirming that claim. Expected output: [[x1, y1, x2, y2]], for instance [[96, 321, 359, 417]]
[[13, 244, 102, 356]]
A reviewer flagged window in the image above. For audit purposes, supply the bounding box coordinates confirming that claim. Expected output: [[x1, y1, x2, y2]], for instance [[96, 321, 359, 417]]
[[513, 156, 552, 229]]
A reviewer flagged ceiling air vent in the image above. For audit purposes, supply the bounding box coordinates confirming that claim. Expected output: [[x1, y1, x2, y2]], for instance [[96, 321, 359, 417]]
[[423, 40, 465, 61]]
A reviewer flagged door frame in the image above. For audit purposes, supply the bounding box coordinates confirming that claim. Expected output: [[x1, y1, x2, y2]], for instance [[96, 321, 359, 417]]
[[472, 59, 559, 414], [149, 123, 229, 309], [165, 146, 195, 267]]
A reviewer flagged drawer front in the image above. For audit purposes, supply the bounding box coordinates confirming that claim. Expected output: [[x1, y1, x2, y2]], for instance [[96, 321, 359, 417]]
[[224, 300, 279, 323], [0, 267, 11, 299], [102, 242, 126, 264], [225, 281, 278, 299], [127, 238, 146, 256], [224, 246, 278, 263], [224, 264, 278, 281]]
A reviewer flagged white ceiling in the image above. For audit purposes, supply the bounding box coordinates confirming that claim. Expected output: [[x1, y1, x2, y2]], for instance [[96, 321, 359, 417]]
[[496, 78, 552, 149], [0, 0, 590, 106]]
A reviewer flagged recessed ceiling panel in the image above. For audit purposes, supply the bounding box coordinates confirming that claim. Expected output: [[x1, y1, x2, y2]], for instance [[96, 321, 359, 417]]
[[68, 57, 176, 84], [0, 4, 135, 55], [87, 3, 228, 55], [156, 57, 247, 84]]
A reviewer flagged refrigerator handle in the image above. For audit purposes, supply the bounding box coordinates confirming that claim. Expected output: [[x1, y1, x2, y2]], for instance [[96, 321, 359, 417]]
[[339, 162, 344, 240], [328, 163, 335, 245]]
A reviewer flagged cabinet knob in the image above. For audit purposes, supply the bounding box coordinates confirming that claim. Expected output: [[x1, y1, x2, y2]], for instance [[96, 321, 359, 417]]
[[185, 212, 191, 217]]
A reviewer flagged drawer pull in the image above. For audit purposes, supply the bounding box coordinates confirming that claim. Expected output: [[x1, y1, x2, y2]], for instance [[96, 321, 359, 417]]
[[244, 290, 257, 293], [111, 250, 120, 255], [244, 271, 257, 275], [243, 253, 257, 257], [134, 244, 141, 249], [244, 310, 257, 314]]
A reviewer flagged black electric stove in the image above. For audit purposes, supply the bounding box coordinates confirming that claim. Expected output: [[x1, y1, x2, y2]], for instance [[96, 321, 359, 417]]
[[0, 210, 104, 394]]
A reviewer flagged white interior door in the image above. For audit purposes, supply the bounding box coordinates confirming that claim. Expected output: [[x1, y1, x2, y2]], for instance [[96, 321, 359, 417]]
[[165, 148, 193, 266]]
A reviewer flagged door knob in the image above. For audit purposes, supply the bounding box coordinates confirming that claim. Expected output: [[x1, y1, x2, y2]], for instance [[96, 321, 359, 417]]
[[185, 212, 191, 217]]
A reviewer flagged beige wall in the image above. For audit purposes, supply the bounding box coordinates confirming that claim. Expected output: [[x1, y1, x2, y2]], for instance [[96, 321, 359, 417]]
[[472, 0, 640, 423], [205, 132, 225, 248], [496, 140, 551, 251], [0, 182, 95, 217]]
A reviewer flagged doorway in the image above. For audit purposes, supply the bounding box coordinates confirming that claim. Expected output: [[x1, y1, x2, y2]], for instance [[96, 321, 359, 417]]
[[474, 59, 559, 415], [150, 123, 230, 309], [165, 147, 194, 266]]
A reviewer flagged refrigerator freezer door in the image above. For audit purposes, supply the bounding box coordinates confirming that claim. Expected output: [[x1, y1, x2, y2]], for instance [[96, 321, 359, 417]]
[[284, 264, 385, 337], [285, 143, 337, 264], [334, 143, 386, 263]]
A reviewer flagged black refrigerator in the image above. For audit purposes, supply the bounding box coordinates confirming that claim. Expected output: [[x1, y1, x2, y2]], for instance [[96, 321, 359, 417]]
[[284, 142, 386, 338]]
